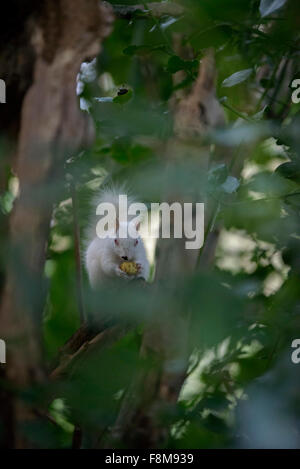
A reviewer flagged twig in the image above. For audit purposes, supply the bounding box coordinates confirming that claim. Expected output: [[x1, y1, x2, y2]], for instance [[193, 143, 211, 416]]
[[59, 322, 94, 356], [221, 100, 254, 122], [256, 57, 281, 112], [51, 324, 129, 380], [196, 140, 244, 269], [33, 409, 60, 428], [107, 2, 184, 19], [268, 57, 290, 116], [70, 178, 86, 324], [72, 425, 82, 449], [196, 201, 220, 269], [142, 2, 173, 53]]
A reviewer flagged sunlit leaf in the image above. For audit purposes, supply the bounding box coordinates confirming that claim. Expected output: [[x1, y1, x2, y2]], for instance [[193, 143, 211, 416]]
[[222, 69, 253, 87], [160, 16, 178, 30], [259, 0, 287, 18]]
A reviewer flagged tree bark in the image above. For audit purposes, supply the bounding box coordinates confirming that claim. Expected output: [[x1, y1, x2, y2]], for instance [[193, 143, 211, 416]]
[[0, 0, 113, 448]]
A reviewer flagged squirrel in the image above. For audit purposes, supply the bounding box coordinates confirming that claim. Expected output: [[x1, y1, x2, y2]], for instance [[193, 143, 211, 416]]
[[84, 185, 150, 288]]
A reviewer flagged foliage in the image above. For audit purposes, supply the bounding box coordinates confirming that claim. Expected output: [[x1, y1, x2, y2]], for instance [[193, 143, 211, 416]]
[[1, 0, 300, 449]]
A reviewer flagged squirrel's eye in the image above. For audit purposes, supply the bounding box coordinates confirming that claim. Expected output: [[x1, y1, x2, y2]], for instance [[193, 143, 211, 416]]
[[114, 239, 119, 246], [134, 239, 138, 246], [122, 256, 128, 261]]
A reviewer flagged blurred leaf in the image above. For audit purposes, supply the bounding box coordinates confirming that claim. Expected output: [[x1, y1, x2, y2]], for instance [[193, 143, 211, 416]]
[[167, 55, 198, 74], [222, 69, 253, 87], [221, 176, 240, 194], [160, 16, 179, 30], [246, 171, 295, 197], [276, 161, 300, 184], [222, 198, 283, 242], [123, 44, 167, 56], [252, 105, 268, 121], [186, 273, 244, 348], [208, 164, 228, 189], [113, 89, 133, 105], [109, 138, 153, 165], [259, 0, 287, 18], [211, 123, 270, 146]]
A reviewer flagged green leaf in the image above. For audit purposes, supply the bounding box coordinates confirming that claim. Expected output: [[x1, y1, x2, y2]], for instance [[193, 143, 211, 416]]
[[246, 171, 294, 197], [167, 55, 198, 74], [123, 44, 167, 56], [160, 16, 178, 30], [212, 123, 269, 146], [222, 68, 253, 87], [252, 105, 268, 121], [208, 163, 228, 186], [123, 45, 149, 56], [276, 161, 300, 183], [259, 0, 287, 18]]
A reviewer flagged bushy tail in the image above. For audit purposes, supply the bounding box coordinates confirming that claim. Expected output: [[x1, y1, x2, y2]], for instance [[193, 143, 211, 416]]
[[84, 183, 136, 244], [92, 184, 136, 213]]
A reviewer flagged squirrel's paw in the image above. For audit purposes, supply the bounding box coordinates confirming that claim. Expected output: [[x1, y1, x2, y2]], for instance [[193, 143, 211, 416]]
[[116, 266, 130, 279], [136, 263, 145, 279]]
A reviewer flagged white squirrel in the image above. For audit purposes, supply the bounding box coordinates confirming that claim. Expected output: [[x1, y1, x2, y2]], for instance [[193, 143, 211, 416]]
[[84, 186, 150, 288]]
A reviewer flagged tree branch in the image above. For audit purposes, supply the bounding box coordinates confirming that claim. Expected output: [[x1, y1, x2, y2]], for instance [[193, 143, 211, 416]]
[[106, 2, 184, 19], [51, 324, 130, 380], [70, 177, 86, 324]]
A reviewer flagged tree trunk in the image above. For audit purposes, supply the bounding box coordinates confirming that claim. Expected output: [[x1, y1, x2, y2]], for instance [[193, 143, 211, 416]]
[[0, 0, 113, 448]]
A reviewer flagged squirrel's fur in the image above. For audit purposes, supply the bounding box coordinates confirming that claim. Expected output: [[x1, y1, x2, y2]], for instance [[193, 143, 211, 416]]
[[84, 185, 150, 288]]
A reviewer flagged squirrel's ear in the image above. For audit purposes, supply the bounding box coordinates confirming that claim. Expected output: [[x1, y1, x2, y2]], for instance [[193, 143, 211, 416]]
[[136, 221, 140, 231]]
